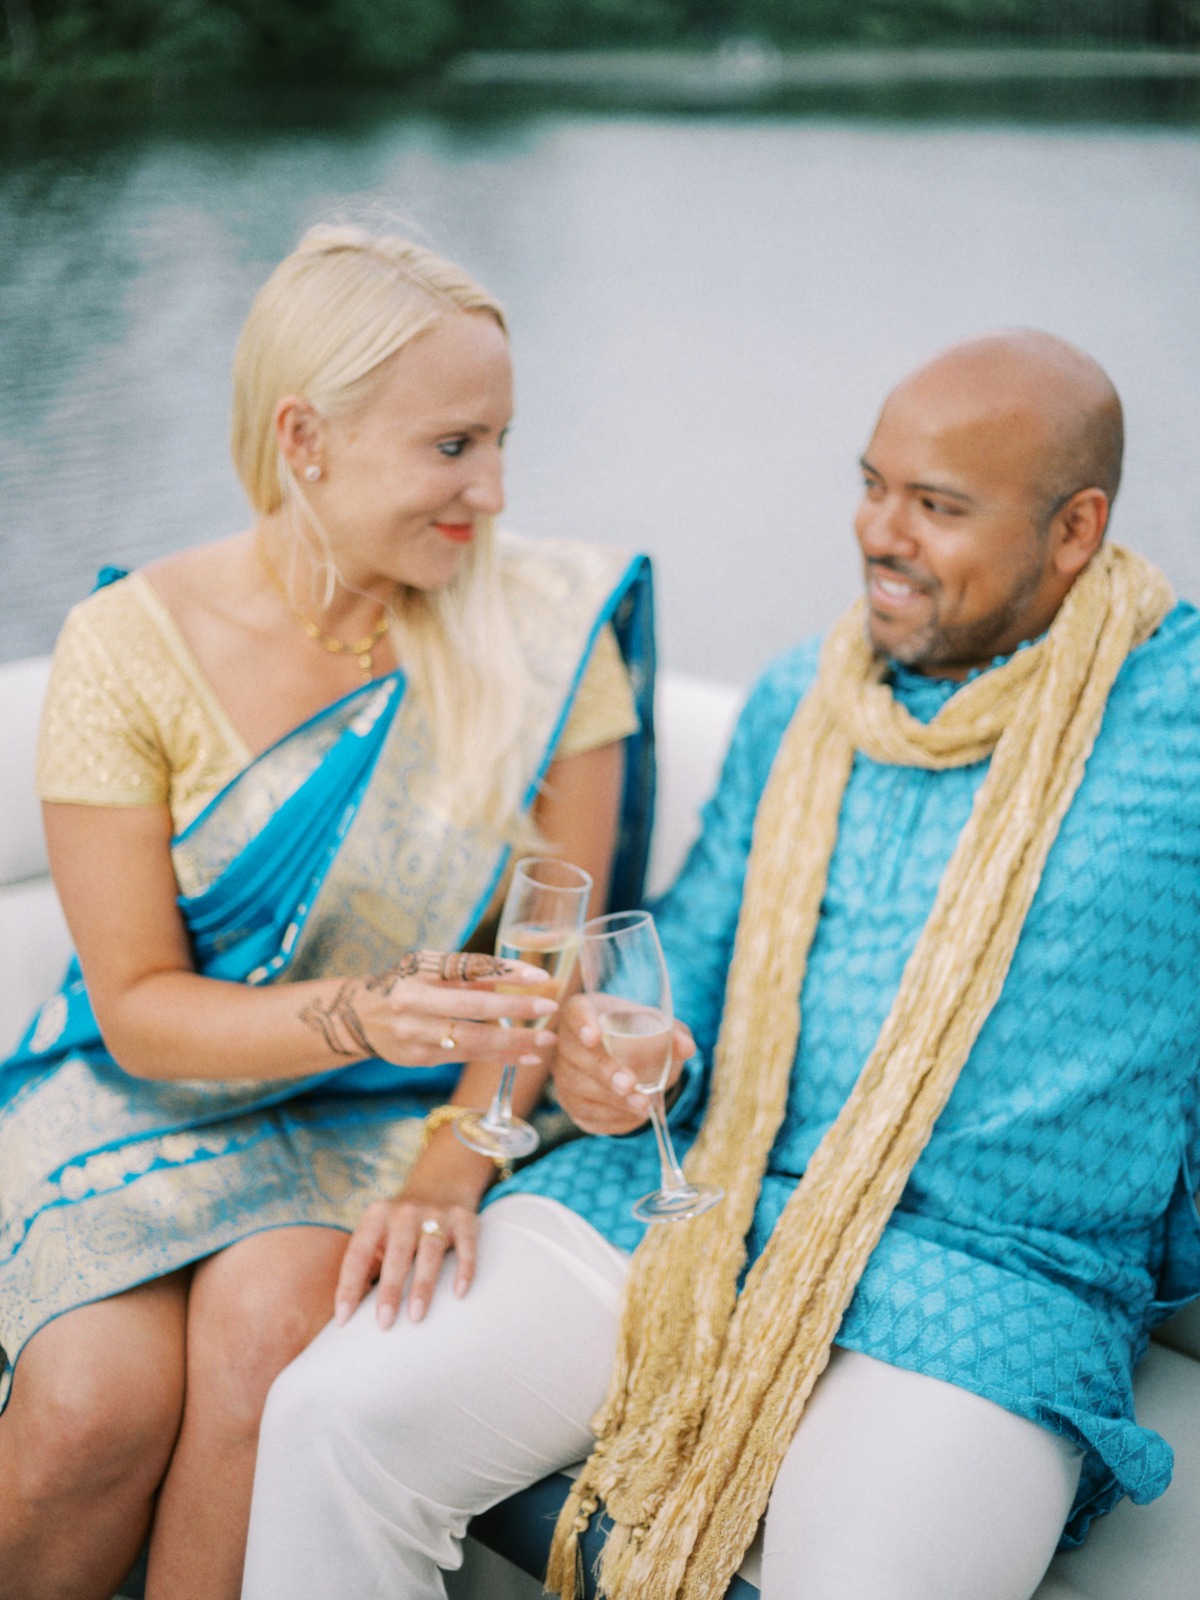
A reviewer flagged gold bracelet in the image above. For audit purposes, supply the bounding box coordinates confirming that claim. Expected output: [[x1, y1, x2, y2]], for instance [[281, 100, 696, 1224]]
[[420, 1104, 469, 1147], [420, 1104, 513, 1181]]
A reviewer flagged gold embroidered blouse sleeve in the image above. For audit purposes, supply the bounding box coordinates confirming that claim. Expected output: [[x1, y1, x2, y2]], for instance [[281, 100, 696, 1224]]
[[552, 623, 639, 761], [36, 575, 248, 831]]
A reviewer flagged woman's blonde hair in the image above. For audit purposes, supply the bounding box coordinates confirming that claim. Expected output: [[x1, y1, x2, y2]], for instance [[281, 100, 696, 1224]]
[[231, 224, 535, 839]]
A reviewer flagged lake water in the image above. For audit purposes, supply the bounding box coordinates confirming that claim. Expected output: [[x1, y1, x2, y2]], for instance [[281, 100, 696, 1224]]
[[2, 84, 1199, 684]]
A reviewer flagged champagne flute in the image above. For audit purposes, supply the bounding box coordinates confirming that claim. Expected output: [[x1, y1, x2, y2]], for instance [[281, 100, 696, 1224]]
[[455, 856, 593, 1162], [580, 910, 722, 1223]]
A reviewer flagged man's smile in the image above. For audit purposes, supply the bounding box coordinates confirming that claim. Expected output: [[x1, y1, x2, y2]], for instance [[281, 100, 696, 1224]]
[[866, 561, 934, 610]]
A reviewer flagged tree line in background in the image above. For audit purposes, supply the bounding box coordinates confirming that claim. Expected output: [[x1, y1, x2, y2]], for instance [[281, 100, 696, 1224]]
[[3, 0, 1200, 95]]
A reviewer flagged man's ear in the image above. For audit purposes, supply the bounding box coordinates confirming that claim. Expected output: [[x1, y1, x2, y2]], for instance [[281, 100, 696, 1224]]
[[1052, 487, 1109, 579]]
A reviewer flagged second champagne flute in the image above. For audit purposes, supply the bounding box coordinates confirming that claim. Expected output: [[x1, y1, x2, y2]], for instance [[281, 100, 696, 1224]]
[[455, 856, 592, 1162], [580, 909, 723, 1223]]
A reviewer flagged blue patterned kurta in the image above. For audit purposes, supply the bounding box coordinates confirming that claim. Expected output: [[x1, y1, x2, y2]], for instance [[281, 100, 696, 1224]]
[[500, 602, 1200, 1544]]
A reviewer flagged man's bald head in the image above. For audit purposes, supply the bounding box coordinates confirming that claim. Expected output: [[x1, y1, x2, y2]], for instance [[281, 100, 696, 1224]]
[[855, 330, 1122, 677], [888, 330, 1123, 530]]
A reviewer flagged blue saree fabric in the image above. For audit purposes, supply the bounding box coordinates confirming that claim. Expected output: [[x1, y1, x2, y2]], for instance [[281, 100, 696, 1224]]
[[0, 534, 655, 1407]]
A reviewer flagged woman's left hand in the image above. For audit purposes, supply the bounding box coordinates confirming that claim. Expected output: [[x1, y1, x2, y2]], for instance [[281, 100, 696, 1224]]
[[333, 989, 562, 1333], [336, 1182, 480, 1330]]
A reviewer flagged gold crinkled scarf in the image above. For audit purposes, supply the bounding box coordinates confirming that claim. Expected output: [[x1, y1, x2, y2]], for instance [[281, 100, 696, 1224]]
[[546, 543, 1174, 1600]]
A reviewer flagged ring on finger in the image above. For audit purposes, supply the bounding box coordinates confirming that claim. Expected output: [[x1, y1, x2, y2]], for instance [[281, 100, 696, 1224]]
[[439, 1023, 458, 1052], [420, 1217, 448, 1242]]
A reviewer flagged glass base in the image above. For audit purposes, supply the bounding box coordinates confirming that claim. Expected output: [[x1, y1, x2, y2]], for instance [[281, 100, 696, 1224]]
[[455, 1111, 540, 1162], [633, 1181, 724, 1224]]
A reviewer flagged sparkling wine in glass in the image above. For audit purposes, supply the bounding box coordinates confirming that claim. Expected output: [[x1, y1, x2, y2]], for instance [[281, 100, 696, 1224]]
[[580, 910, 722, 1224], [455, 856, 592, 1162]]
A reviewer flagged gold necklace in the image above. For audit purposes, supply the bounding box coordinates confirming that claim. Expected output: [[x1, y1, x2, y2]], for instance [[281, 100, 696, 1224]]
[[258, 539, 396, 679]]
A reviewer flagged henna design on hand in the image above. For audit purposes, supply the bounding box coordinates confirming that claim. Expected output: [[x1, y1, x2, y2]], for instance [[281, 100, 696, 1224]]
[[364, 950, 515, 995], [435, 952, 514, 982], [300, 980, 373, 1058], [302, 953, 522, 1062], [363, 952, 421, 988]]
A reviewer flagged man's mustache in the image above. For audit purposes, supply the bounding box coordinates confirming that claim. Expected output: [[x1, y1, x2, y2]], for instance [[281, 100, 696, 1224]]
[[867, 557, 936, 593]]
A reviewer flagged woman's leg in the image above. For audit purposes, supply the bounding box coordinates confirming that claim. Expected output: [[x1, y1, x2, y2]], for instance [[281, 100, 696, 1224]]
[[145, 1224, 349, 1600], [243, 1195, 629, 1600], [761, 1346, 1083, 1600], [0, 1271, 188, 1600]]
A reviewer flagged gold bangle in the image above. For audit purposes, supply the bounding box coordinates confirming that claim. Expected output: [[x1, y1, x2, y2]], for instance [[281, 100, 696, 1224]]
[[420, 1104, 470, 1147], [420, 1104, 513, 1182]]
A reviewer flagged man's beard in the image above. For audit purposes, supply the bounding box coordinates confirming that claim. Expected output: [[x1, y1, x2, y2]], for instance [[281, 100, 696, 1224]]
[[869, 552, 1047, 675]]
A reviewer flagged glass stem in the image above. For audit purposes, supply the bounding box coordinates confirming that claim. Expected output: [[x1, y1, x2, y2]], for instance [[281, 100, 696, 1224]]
[[483, 1064, 518, 1131], [647, 1090, 693, 1195]]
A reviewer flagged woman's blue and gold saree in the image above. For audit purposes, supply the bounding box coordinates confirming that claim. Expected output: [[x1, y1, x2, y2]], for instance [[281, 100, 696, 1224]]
[[0, 533, 654, 1409]]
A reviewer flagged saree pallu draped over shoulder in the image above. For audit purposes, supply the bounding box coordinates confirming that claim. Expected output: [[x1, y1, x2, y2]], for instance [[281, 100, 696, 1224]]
[[0, 534, 655, 1408]]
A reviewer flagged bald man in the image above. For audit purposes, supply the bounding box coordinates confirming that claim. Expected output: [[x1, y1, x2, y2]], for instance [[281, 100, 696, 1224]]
[[856, 330, 1124, 675], [245, 334, 1200, 1600]]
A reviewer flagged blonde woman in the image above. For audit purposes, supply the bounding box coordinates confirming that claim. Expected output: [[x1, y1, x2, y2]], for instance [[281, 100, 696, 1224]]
[[0, 225, 654, 1600]]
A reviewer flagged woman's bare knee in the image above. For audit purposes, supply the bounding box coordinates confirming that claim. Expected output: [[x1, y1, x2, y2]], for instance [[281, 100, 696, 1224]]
[[3, 1277, 186, 1513], [184, 1227, 346, 1441]]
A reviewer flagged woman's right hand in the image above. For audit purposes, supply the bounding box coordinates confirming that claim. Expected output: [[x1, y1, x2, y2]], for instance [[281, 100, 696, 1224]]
[[336, 1187, 481, 1330], [297, 950, 561, 1068], [43, 798, 561, 1083]]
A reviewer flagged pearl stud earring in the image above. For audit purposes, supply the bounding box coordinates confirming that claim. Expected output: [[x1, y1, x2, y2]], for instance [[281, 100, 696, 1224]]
[[303, 464, 322, 482]]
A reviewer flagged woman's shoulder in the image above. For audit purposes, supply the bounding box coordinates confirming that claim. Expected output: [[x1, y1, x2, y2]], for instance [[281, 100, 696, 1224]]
[[57, 568, 168, 658], [141, 533, 253, 625], [493, 532, 649, 705], [495, 530, 644, 609], [62, 534, 248, 644], [41, 542, 252, 805]]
